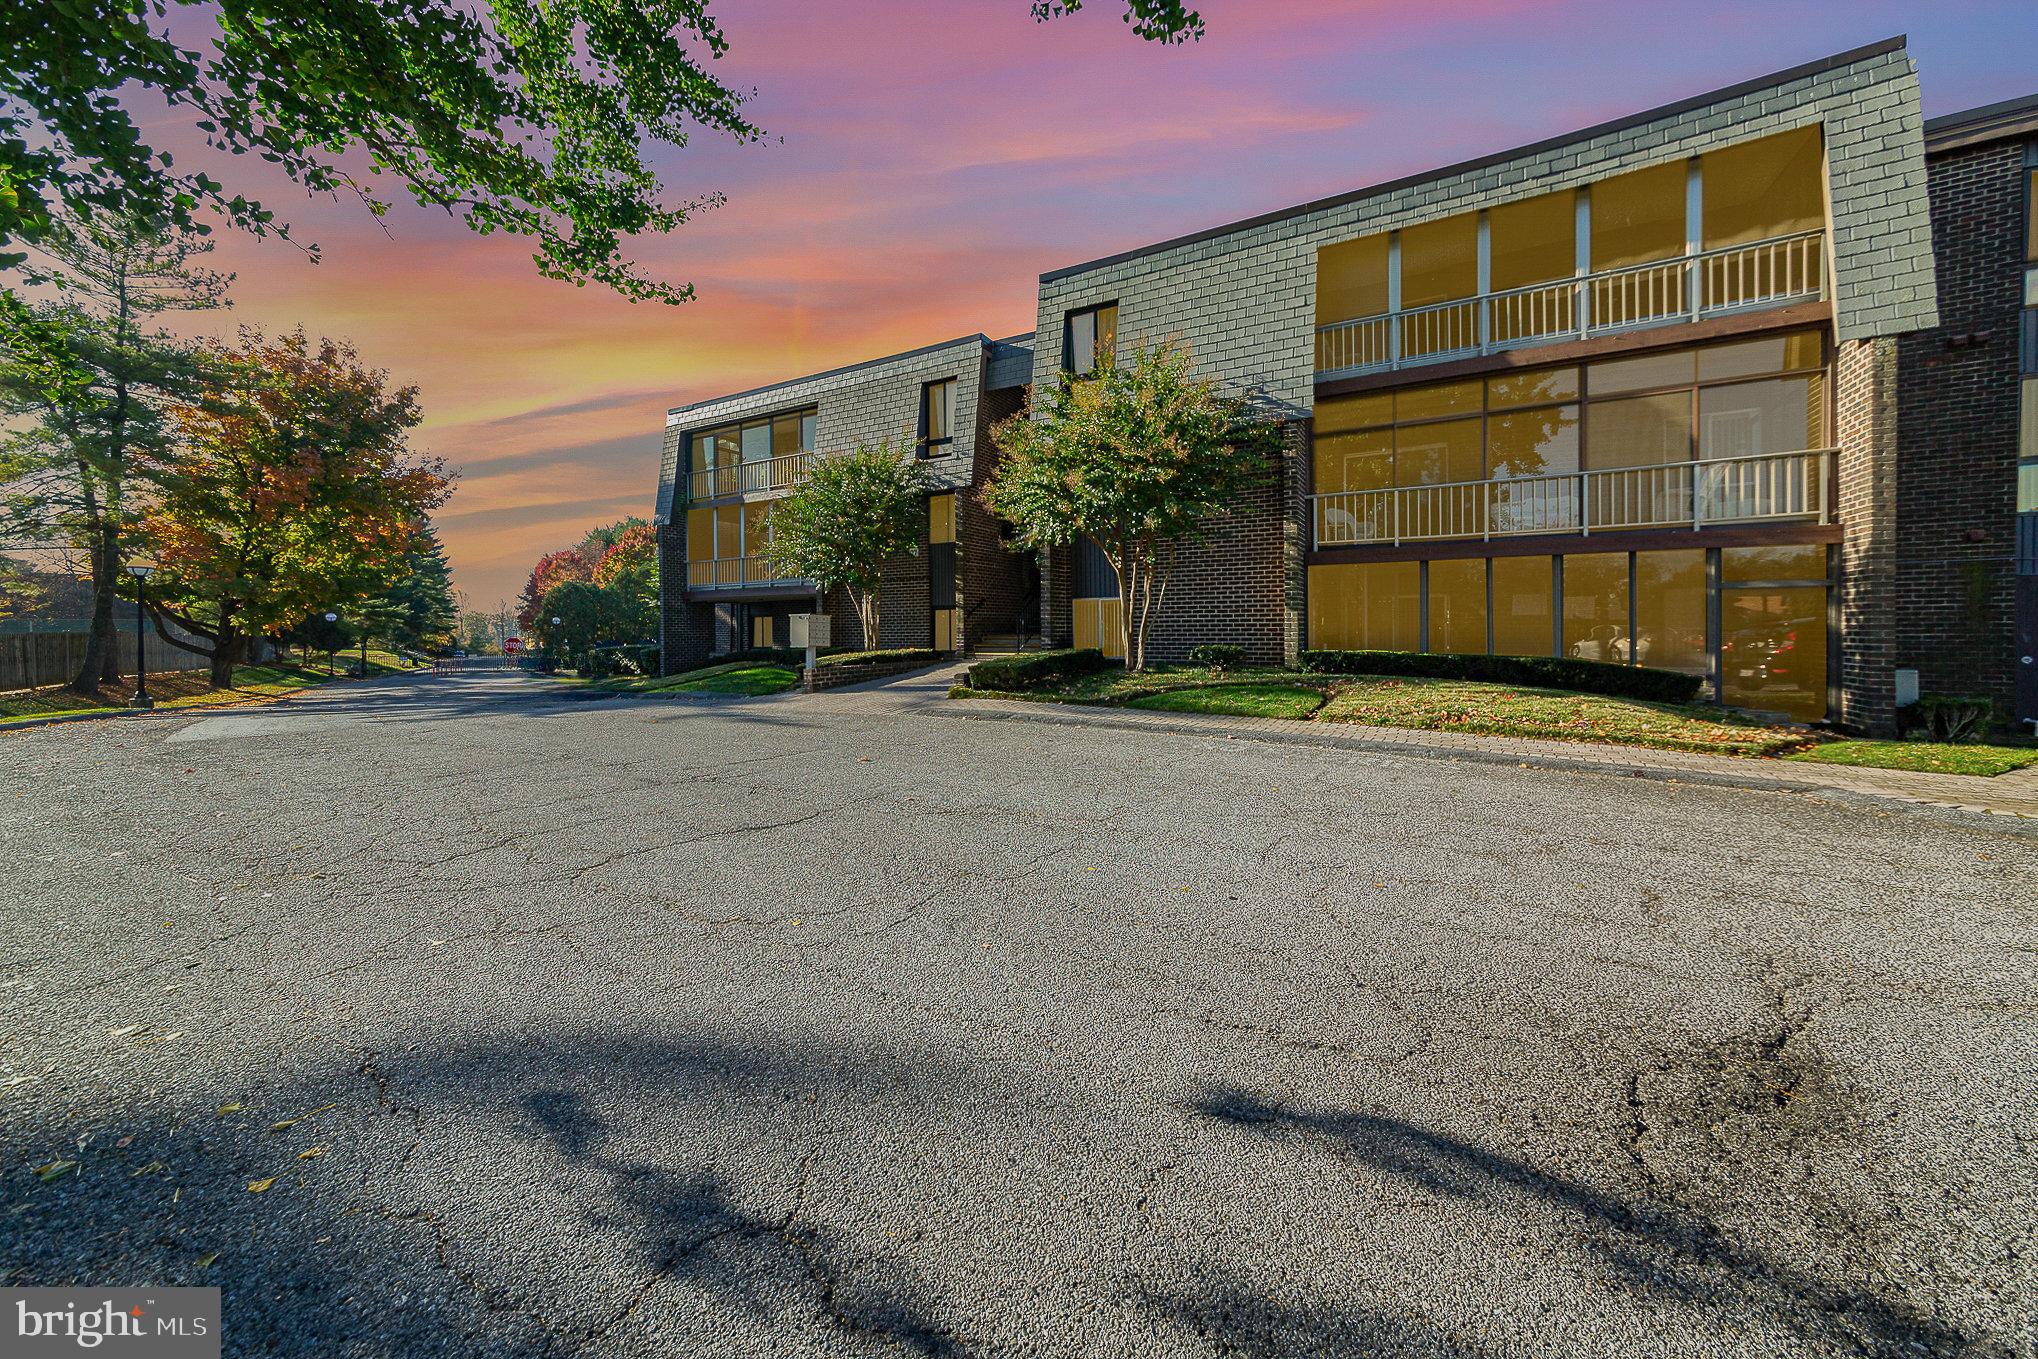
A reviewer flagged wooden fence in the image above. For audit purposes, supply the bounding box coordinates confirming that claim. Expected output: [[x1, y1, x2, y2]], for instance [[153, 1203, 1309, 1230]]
[[0, 627, 211, 691]]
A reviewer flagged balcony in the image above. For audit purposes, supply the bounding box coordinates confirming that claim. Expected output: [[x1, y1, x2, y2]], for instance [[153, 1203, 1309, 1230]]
[[688, 449, 816, 504], [1315, 231, 1825, 381], [1311, 448, 1831, 549], [685, 556, 813, 591]]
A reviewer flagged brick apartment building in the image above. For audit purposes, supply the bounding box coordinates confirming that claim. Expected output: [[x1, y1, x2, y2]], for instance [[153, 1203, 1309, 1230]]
[[653, 37, 2037, 733]]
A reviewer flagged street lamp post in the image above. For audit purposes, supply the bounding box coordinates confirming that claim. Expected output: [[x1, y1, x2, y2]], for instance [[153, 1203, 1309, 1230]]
[[125, 564, 156, 709], [550, 616, 563, 674], [323, 611, 339, 675]]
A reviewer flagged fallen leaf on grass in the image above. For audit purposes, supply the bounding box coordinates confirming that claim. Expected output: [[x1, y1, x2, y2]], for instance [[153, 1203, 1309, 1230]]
[[195, 1252, 219, 1269], [269, 1119, 298, 1132], [131, 1160, 166, 1177], [296, 1147, 326, 1160], [108, 1025, 144, 1038], [306, 1103, 337, 1115], [34, 1160, 77, 1183], [246, 1177, 276, 1193], [216, 1103, 242, 1115]]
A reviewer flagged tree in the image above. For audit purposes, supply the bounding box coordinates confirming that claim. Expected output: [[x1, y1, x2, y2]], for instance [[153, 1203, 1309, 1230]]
[[0, 210, 228, 693], [760, 443, 927, 650], [984, 341, 1283, 670], [1031, 1, 1204, 43], [590, 521, 658, 638], [366, 523, 458, 654], [516, 548, 594, 631], [137, 329, 451, 686], [534, 578, 635, 663]]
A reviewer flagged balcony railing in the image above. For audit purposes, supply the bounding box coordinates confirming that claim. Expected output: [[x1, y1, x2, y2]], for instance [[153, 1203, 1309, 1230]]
[[684, 556, 812, 590], [688, 449, 816, 503], [1315, 230, 1825, 380], [1310, 448, 1832, 548]]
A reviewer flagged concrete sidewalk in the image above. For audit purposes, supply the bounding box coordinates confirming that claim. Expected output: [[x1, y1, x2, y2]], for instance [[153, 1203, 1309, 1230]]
[[932, 692, 2038, 822]]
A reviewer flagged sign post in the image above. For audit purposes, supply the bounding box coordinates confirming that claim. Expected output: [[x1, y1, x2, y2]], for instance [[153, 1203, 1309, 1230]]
[[789, 613, 831, 678]]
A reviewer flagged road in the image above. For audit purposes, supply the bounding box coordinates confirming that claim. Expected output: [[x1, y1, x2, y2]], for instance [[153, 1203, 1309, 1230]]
[[2, 671, 2033, 1358]]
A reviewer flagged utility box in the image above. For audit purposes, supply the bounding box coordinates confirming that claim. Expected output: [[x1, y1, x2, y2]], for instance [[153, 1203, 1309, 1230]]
[[1894, 667, 1920, 708], [790, 614, 831, 650]]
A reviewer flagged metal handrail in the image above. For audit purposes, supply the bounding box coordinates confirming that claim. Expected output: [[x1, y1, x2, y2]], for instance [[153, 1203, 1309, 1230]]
[[1315, 230, 1825, 377], [688, 449, 817, 503], [684, 556, 812, 590], [1309, 447, 1833, 548]]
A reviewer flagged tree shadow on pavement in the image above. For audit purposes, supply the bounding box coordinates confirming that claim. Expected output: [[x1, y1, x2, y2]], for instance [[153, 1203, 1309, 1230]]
[[1187, 1084, 1985, 1359]]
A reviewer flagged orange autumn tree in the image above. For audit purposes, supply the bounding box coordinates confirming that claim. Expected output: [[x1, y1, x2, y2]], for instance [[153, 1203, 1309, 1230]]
[[139, 330, 452, 686]]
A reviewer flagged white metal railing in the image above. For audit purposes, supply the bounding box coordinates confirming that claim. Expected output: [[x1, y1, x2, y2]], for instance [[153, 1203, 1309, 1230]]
[[1314, 230, 1825, 378], [685, 556, 811, 590], [689, 449, 816, 502], [1310, 448, 1832, 548]]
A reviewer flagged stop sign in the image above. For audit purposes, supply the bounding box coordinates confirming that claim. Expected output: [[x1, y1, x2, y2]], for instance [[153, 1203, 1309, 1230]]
[[503, 637, 523, 654]]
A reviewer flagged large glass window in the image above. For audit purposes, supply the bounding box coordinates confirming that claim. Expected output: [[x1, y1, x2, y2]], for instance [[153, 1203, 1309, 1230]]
[[1399, 215, 1478, 309], [1317, 233, 1389, 324], [1633, 550, 1707, 675], [1701, 127, 1824, 250], [1065, 303, 1118, 373], [685, 506, 712, 564], [1562, 553, 1630, 664], [1427, 558, 1486, 655], [1489, 191, 1575, 292], [1395, 418, 1482, 487], [1590, 393, 1692, 469], [1490, 556, 1554, 657], [1722, 585, 1827, 721], [920, 379, 956, 459], [2020, 379, 2037, 513], [1591, 161, 1687, 272], [740, 421, 770, 465], [1308, 562, 1420, 651], [1698, 374, 1824, 459]]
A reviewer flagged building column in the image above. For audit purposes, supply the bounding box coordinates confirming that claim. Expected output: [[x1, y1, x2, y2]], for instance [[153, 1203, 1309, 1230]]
[[1833, 336, 1900, 735], [656, 522, 714, 674], [1282, 418, 1311, 665]]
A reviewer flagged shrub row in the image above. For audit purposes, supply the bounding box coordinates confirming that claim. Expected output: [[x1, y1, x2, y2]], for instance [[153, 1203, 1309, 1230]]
[[1298, 649, 1704, 704], [965, 648, 1114, 692], [815, 648, 935, 669], [1898, 695, 1997, 742]]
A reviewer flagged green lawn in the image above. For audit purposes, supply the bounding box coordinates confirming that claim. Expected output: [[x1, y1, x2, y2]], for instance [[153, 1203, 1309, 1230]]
[[1787, 739, 2038, 777], [0, 651, 418, 725], [645, 664, 800, 696], [1315, 676, 1806, 757], [1125, 682, 1327, 719]]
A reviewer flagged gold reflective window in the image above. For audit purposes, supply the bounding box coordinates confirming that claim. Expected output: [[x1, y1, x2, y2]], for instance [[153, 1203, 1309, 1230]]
[[1562, 552, 1630, 664], [1490, 556, 1554, 657], [1722, 584, 1827, 721], [1587, 393, 1692, 469], [1486, 405, 1580, 479], [1590, 349, 1695, 395], [1315, 429, 1394, 494], [1591, 161, 1687, 271], [1315, 391, 1393, 434], [715, 504, 742, 559], [1634, 550, 1708, 675], [1696, 331, 1823, 382], [1395, 379, 1482, 422], [1702, 127, 1824, 250], [1308, 562, 1420, 652], [1427, 558, 1486, 655], [743, 500, 772, 550], [1400, 213, 1479, 308], [1317, 233, 1390, 324], [929, 493, 957, 545], [1698, 375, 1825, 459], [685, 506, 712, 563], [771, 414, 804, 458], [1487, 367, 1579, 409], [1489, 191, 1576, 292], [1394, 418, 1482, 487], [1723, 544, 1827, 582]]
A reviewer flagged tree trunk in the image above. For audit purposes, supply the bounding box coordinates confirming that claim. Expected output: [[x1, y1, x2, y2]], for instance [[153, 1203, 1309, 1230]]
[[208, 625, 243, 689], [68, 527, 120, 695], [96, 523, 124, 685]]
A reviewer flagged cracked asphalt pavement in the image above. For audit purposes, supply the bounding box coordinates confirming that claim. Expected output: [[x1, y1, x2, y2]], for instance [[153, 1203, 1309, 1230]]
[[2, 670, 2034, 1357]]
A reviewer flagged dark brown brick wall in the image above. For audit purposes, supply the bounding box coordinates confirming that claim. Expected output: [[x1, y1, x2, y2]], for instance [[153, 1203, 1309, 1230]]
[[1835, 337, 1901, 734], [961, 384, 1037, 647], [656, 523, 715, 673], [1895, 140, 2025, 714]]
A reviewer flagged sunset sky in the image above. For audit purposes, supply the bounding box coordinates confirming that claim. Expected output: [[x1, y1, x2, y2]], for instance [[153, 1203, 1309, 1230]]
[[155, 0, 2037, 608]]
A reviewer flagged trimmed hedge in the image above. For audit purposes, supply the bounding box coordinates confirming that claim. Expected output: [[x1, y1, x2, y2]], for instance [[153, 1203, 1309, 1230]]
[[815, 647, 935, 669], [1298, 649, 1704, 704], [1898, 695, 1997, 742], [1187, 644, 1247, 673], [965, 647, 1114, 692]]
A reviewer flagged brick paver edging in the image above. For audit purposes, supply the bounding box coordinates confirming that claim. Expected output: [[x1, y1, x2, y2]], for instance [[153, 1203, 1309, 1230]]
[[932, 695, 2038, 825]]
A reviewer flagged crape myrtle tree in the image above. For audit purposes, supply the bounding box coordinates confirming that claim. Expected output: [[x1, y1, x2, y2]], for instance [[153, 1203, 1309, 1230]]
[[760, 442, 928, 651], [0, 210, 228, 694], [137, 329, 452, 686], [984, 341, 1284, 671], [589, 520, 658, 640], [516, 548, 593, 632]]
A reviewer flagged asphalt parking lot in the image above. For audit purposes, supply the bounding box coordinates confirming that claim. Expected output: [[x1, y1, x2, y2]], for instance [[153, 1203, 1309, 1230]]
[[2, 672, 2033, 1357]]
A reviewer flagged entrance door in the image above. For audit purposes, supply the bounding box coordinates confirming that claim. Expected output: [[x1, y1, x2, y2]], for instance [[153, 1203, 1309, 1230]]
[[929, 494, 960, 653]]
